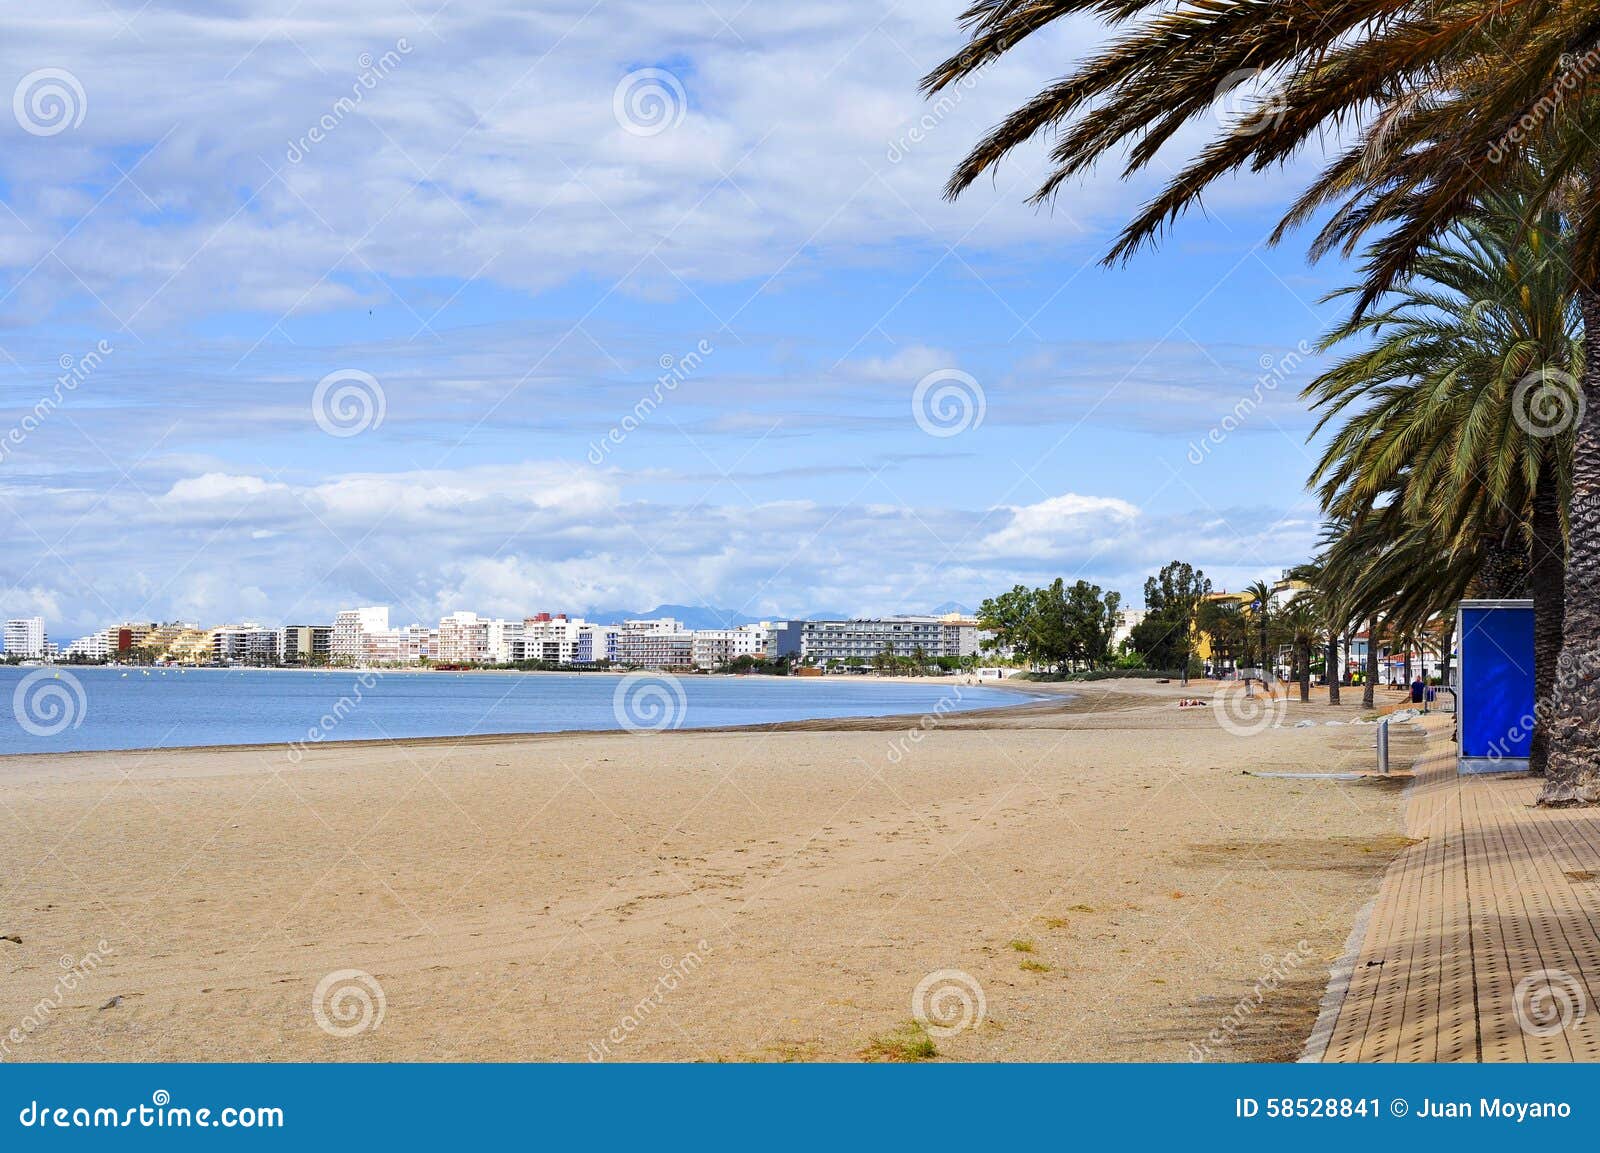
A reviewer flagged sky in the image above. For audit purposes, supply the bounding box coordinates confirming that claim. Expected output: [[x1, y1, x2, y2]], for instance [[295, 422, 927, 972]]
[[0, 2, 1353, 640]]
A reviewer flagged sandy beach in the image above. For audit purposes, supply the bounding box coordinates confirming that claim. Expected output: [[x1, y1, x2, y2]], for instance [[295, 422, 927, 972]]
[[0, 678, 1420, 1062]]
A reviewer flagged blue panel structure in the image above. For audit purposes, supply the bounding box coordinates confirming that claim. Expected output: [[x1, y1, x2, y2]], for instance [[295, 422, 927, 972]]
[[1457, 599, 1535, 774]]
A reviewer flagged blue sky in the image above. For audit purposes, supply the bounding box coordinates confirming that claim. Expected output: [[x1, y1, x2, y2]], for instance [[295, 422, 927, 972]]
[[1, 2, 1350, 639]]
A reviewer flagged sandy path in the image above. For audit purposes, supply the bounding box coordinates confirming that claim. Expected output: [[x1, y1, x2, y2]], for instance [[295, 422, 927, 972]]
[[0, 679, 1417, 1062]]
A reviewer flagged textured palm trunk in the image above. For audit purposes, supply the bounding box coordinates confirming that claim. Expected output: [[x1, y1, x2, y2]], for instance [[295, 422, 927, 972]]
[[1343, 632, 1352, 685], [1478, 532, 1531, 597], [1298, 642, 1310, 702], [1362, 618, 1378, 710], [1530, 450, 1566, 777], [1541, 284, 1600, 805], [1327, 630, 1341, 705]]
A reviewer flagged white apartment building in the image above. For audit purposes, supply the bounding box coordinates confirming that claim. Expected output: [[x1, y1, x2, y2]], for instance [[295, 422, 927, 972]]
[[798, 617, 954, 666], [484, 618, 523, 664], [436, 611, 489, 663], [363, 624, 438, 665], [616, 618, 694, 668], [211, 625, 278, 665], [3, 617, 48, 659], [691, 629, 738, 669], [333, 606, 390, 662]]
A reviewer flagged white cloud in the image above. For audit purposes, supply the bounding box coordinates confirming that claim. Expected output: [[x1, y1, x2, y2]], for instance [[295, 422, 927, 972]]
[[981, 493, 1141, 560]]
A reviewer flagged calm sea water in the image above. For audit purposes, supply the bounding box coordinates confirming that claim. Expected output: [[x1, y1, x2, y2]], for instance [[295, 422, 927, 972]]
[[0, 667, 1033, 755]]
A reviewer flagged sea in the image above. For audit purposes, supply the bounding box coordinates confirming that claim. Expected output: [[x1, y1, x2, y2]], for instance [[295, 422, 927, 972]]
[[0, 666, 1033, 755]]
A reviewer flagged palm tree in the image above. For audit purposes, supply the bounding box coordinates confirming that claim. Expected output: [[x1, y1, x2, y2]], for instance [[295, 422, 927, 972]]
[[923, 2, 1600, 803], [1306, 193, 1579, 772], [1243, 579, 1275, 682], [1278, 596, 1321, 704]]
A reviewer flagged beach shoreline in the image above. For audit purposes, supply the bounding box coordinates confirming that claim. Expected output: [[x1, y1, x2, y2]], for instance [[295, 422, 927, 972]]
[[0, 677, 1412, 1062]]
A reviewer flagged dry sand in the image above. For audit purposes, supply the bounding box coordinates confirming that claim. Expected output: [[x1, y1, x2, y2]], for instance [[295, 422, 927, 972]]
[[0, 677, 1423, 1062]]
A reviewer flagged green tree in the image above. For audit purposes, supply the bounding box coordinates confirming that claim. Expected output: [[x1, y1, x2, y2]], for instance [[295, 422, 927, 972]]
[[1133, 561, 1211, 683]]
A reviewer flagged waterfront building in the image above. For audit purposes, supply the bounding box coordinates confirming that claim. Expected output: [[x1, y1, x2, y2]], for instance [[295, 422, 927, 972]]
[[278, 624, 334, 665], [616, 618, 694, 668], [332, 607, 390, 662], [3, 617, 48, 659], [798, 617, 955, 666]]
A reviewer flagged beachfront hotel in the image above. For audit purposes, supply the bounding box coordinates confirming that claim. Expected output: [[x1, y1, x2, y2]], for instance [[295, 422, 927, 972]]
[[2, 616, 50, 659]]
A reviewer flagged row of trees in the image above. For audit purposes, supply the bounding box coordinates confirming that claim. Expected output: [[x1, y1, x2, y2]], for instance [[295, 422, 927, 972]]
[[977, 578, 1122, 673], [925, 0, 1600, 806]]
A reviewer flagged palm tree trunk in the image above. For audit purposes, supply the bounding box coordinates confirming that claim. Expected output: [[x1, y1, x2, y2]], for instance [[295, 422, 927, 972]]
[[1541, 283, 1600, 805], [1327, 630, 1341, 705], [1343, 631, 1352, 685], [1530, 450, 1566, 777], [1479, 530, 1531, 597], [1299, 643, 1310, 702], [1362, 617, 1378, 710]]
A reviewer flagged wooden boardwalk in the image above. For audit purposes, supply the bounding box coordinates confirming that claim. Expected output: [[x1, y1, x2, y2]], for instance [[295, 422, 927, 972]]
[[1319, 720, 1600, 1061]]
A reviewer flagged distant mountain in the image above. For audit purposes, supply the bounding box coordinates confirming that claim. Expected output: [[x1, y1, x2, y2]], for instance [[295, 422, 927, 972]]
[[583, 604, 971, 628], [587, 605, 766, 631]]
